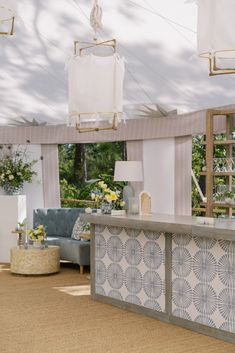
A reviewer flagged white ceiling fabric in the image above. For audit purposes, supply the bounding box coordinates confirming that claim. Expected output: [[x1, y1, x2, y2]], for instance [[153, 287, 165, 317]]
[[0, 0, 235, 126]]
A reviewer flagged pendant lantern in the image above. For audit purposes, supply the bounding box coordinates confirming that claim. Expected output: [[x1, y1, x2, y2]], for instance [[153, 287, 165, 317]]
[[0, 0, 17, 35], [197, 0, 235, 75], [67, 1, 125, 133]]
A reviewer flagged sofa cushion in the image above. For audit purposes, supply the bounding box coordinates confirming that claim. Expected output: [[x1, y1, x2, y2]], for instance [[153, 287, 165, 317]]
[[33, 208, 85, 238], [46, 237, 90, 265], [71, 217, 91, 240]]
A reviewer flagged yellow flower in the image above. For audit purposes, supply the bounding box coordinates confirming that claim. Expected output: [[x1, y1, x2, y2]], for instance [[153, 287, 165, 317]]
[[104, 188, 110, 193], [120, 201, 125, 207], [110, 192, 118, 201], [91, 193, 96, 200], [95, 195, 100, 202], [105, 194, 112, 203]]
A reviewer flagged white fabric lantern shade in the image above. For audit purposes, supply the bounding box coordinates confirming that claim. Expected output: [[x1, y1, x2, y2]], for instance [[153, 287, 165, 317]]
[[68, 51, 125, 132], [197, 0, 235, 75], [0, 0, 17, 35]]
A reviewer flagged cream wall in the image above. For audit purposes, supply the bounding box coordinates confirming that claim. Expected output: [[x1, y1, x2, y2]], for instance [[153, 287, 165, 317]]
[[22, 145, 44, 227], [143, 138, 175, 215]]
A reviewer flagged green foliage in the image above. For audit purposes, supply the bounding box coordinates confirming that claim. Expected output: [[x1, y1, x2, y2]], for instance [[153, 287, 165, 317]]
[[59, 142, 126, 208]]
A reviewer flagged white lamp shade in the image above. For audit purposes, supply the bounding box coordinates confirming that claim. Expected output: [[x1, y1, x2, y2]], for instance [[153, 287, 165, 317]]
[[114, 161, 143, 182], [197, 0, 235, 59], [0, 0, 17, 20]]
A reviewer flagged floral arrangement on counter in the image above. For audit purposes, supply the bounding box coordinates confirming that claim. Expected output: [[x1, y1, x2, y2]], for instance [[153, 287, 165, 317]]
[[91, 180, 125, 212]]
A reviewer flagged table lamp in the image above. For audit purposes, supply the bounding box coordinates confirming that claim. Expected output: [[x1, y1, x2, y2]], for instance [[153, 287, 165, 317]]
[[114, 161, 143, 210]]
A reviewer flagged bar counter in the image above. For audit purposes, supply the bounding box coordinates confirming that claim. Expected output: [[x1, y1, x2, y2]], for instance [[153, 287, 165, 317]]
[[82, 213, 235, 343]]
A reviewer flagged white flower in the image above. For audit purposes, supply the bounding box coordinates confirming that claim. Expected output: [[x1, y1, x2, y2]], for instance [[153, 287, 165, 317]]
[[85, 207, 92, 214], [6, 170, 11, 174], [17, 172, 22, 176], [8, 175, 14, 180], [91, 193, 96, 200]]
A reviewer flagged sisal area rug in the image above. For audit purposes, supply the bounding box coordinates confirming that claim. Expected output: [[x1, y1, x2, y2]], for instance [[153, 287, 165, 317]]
[[0, 263, 234, 353]]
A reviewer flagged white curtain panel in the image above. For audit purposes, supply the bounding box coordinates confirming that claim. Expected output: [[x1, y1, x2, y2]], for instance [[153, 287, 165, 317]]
[[68, 53, 125, 126], [197, 0, 235, 59]]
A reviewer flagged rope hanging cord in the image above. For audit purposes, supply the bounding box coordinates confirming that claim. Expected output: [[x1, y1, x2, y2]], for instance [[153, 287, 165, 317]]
[[90, 0, 103, 40]]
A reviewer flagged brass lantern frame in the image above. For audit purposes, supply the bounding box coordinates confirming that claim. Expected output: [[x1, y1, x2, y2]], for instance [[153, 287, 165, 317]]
[[200, 50, 235, 76], [0, 6, 15, 35]]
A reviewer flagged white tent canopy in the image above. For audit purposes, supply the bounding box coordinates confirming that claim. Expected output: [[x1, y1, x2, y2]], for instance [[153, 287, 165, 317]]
[[0, 0, 235, 127]]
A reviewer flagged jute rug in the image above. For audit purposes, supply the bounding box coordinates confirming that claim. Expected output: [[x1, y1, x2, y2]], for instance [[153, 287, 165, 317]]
[[0, 263, 234, 353]]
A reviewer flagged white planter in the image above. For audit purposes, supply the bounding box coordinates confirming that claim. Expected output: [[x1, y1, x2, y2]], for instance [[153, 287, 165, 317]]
[[111, 210, 126, 216]]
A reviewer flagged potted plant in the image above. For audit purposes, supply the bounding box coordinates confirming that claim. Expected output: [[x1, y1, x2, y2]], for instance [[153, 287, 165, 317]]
[[27, 225, 47, 248], [0, 145, 37, 195], [91, 180, 125, 215]]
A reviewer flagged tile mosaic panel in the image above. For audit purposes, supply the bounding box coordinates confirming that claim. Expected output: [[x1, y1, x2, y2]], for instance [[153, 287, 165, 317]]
[[172, 234, 235, 333], [95, 226, 166, 313]]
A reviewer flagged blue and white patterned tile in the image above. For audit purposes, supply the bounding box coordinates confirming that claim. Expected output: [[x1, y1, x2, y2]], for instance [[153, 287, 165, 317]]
[[124, 228, 141, 238], [95, 260, 106, 285], [108, 290, 123, 301], [143, 230, 162, 240], [193, 283, 217, 315], [95, 226, 165, 312], [172, 234, 235, 333], [124, 238, 142, 266], [95, 233, 106, 260], [125, 294, 142, 306], [172, 247, 192, 278], [218, 288, 235, 321], [172, 308, 192, 321], [195, 315, 216, 328], [143, 271, 163, 300], [124, 266, 142, 294], [107, 236, 124, 262], [193, 250, 217, 282], [143, 241, 163, 270], [172, 278, 192, 309], [95, 224, 106, 233], [218, 254, 235, 287], [107, 226, 123, 235], [95, 285, 106, 296], [107, 263, 124, 290]]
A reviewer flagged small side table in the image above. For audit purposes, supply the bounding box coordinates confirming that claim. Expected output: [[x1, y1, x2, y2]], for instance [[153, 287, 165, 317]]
[[10, 246, 60, 275], [11, 229, 25, 247]]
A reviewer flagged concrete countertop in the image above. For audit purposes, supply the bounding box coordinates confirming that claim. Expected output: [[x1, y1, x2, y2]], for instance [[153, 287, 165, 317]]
[[81, 213, 235, 242]]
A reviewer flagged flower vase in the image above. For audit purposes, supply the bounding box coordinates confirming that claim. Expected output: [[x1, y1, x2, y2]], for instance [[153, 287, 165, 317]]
[[33, 240, 42, 249], [3, 183, 23, 196], [101, 202, 112, 214]]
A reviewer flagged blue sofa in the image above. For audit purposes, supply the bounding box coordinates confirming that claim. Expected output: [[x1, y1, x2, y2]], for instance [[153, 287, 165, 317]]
[[33, 208, 90, 274]]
